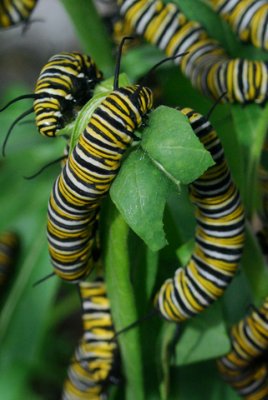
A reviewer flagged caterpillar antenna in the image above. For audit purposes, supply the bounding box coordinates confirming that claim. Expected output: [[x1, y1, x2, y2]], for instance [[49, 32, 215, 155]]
[[0, 94, 36, 112], [205, 92, 227, 120], [24, 155, 67, 180], [33, 272, 55, 287], [2, 107, 34, 157], [113, 36, 134, 90], [111, 309, 158, 340]]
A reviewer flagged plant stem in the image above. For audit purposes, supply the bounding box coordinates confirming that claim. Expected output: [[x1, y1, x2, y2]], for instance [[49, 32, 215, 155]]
[[61, 0, 114, 75], [101, 200, 145, 400]]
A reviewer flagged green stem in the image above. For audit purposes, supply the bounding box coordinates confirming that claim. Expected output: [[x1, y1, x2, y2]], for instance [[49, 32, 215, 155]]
[[101, 200, 145, 400], [60, 0, 114, 74], [160, 323, 177, 400]]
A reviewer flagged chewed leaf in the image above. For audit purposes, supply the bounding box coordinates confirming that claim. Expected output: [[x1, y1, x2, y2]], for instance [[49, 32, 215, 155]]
[[111, 148, 175, 251], [142, 106, 214, 185]]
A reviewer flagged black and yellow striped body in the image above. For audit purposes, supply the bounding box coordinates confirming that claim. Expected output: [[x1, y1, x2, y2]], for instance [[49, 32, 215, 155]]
[[0, 0, 37, 27], [209, 0, 268, 50], [33, 52, 103, 137], [154, 108, 245, 322], [62, 278, 119, 400], [47, 85, 153, 282], [217, 298, 268, 399], [0, 231, 19, 287], [118, 0, 268, 104]]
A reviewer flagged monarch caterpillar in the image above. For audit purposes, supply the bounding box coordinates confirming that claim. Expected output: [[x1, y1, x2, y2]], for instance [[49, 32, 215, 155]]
[[154, 107, 245, 322], [217, 298, 268, 399], [1, 52, 103, 155], [209, 0, 268, 51], [0, 231, 19, 288], [46, 36, 156, 283], [62, 278, 119, 399], [0, 0, 38, 28], [118, 0, 268, 104], [47, 83, 153, 282]]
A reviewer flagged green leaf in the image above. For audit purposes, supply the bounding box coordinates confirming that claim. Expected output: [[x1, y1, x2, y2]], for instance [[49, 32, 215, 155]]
[[111, 148, 174, 251], [69, 91, 107, 152], [173, 301, 230, 366], [101, 201, 145, 400], [142, 106, 214, 185], [110, 104, 214, 255]]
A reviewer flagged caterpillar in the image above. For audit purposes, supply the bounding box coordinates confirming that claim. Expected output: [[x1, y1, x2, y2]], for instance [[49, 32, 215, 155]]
[[0, 231, 19, 287], [0, 0, 38, 28], [154, 107, 245, 322], [117, 0, 268, 104], [217, 297, 268, 399], [209, 0, 268, 51], [62, 278, 119, 400], [1, 52, 103, 155], [47, 81, 153, 282], [46, 39, 154, 283]]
